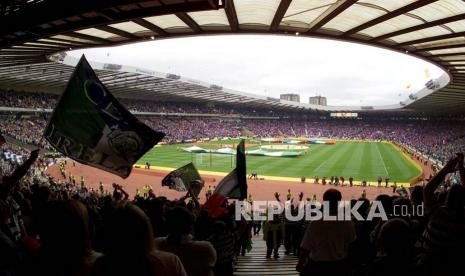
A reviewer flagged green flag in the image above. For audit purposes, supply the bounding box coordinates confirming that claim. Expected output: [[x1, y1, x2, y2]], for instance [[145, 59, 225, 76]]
[[161, 162, 204, 197], [44, 55, 165, 178], [227, 139, 247, 199], [203, 139, 247, 217]]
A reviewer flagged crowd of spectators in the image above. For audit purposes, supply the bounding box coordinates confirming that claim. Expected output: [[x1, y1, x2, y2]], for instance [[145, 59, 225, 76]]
[[242, 119, 465, 164], [295, 154, 465, 276], [1, 90, 465, 276], [0, 148, 246, 276], [0, 117, 52, 150], [0, 90, 57, 110], [1, 114, 464, 164], [0, 89, 279, 117], [1, 89, 465, 163], [143, 117, 242, 141], [1, 143, 465, 276]]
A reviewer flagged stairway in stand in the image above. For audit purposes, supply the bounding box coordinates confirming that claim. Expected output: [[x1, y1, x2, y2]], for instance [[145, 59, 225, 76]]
[[234, 235, 299, 276]]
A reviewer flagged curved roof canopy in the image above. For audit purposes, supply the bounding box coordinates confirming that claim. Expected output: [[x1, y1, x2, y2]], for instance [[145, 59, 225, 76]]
[[1, 0, 465, 114]]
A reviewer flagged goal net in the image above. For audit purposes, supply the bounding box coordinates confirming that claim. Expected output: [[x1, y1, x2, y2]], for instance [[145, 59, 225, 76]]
[[194, 153, 235, 168]]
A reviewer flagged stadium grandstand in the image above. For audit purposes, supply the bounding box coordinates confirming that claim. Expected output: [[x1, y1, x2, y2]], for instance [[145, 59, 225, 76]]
[[1, 1, 465, 276]]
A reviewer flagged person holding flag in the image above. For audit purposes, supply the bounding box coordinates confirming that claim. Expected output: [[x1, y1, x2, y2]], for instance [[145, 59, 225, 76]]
[[161, 162, 204, 202]]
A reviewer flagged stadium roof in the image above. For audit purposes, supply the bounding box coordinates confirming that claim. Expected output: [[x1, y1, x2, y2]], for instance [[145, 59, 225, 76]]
[[0, 0, 465, 114]]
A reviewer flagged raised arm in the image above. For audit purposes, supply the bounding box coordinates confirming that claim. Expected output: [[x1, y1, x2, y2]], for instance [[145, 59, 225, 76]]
[[274, 192, 281, 202], [457, 153, 465, 186], [119, 186, 129, 200], [2, 149, 39, 193], [424, 156, 458, 209]]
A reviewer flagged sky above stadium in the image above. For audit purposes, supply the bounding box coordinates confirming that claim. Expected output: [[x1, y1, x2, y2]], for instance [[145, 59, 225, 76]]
[[69, 35, 444, 106]]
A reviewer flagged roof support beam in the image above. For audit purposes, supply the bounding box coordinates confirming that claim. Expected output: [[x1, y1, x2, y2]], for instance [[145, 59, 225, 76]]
[[132, 18, 169, 36], [175, 12, 202, 32], [11, 45, 60, 51], [38, 37, 88, 46], [343, 0, 438, 36], [0, 0, 220, 37], [397, 32, 465, 47], [224, 0, 239, 31], [0, 50, 50, 55], [413, 44, 465, 53], [95, 25, 139, 40], [65, 32, 111, 44], [372, 13, 465, 41], [270, 0, 292, 31], [434, 52, 465, 57], [24, 40, 79, 48], [307, 0, 357, 33], [0, 60, 45, 67]]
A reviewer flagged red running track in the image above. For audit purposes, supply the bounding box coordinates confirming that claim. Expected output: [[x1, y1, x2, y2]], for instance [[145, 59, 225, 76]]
[[47, 162, 406, 202]]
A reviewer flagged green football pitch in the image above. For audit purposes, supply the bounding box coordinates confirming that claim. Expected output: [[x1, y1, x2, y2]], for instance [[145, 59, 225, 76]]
[[137, 140, 421, 183]]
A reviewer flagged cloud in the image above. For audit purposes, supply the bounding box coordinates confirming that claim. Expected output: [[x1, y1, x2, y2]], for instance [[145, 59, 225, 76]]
[[69, 35, 444, 106]]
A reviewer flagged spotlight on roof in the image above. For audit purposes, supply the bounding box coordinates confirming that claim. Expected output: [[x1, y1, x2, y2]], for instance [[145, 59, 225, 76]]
[[150, 36, 155, 40], [405, 50, 409, 53], [295, 32, 300, 36]]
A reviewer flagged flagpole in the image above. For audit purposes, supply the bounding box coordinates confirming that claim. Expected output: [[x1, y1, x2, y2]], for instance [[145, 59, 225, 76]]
[[187, 186, 200, 207]]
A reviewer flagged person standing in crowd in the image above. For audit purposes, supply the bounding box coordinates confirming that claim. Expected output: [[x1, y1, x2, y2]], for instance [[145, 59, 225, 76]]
[[155, 207, 216, 276], [99, 181, 104, 194], [252, 215, 261, 236], [284, 205, 300, 256], [296, 189, 356, 275], [36, 200, 102, 276], [419, 154, 465, 275], [392, 181, 397, 193], [236, 217, 253, 257], [364, 219, 415, 276], [349, 176, 354, 187], [94, 202, 187, 276], [0, 149, 39, 242], [263, 214, 284, 259], [206, 221, 235, 276]]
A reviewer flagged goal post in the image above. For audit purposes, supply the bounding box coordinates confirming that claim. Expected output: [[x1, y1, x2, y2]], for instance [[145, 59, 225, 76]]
[[194, 152, 236, 168]]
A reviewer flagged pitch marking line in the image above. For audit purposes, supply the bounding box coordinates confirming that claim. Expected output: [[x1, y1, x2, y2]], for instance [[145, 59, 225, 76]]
[[374, 143, 389, 176]]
